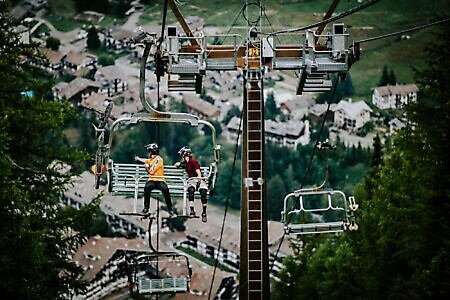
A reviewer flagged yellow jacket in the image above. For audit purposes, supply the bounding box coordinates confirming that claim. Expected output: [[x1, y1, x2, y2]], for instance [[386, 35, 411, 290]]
[[143, 155, 165, 182]]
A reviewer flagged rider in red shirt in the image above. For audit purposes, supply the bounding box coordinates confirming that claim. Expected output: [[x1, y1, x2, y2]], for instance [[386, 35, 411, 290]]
[[174, 146, 208, 222]]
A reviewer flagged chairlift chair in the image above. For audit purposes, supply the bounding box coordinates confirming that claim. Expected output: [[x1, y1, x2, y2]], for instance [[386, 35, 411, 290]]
[[105, 114, 220, 217], [280, 140, 358, 235], [124, 251, 192, 296], [281, 189, 358, 235], [91, 31, 221, 217]]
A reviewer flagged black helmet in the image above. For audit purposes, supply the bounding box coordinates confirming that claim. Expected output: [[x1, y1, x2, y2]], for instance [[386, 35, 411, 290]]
[[145, 143, 159, 155], [178, 146, 192, 157]]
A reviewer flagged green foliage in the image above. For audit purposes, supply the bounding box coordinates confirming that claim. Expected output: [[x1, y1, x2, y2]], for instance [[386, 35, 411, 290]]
[[46, 35, 61, 50], [86, 26, 101, 50], [98, 53, 116, 66], [340, 73, 355, 97], [72, 0, 109, 14], [0, 4, 95, 298], [264, 91, 279, 120], [273, 25, 450, 299], [266, 174, 286, 220], [115, 0, 131, 19], [316, 74, 344, 104], [222, 104, 241, 126], [378, 65, 397, 86]]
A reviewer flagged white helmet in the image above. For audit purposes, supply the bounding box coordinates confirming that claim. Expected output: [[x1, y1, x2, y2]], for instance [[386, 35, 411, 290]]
[[145, 143, 159, 155], [178, 146, 192, 157]]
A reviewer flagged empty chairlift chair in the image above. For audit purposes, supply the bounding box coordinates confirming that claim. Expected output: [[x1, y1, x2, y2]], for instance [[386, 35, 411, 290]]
[[124, 252, 192, 296]]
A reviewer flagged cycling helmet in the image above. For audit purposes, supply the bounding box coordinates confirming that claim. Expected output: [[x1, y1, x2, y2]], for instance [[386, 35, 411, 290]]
[[178, 146, 192, 157], [145, 143, 159, 155]]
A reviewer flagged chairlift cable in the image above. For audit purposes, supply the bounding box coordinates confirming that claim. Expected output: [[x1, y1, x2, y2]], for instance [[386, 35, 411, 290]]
[[269, 75, 341, 273], [356, 17, 450, 44], [264, 0, 381, 36], [159, 0, 169, 47], [207, 109, 244, 300], [206, 3, 246, 58]]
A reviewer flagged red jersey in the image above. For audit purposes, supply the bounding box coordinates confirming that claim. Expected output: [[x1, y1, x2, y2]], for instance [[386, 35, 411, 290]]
[[185, 157, 202, 178]]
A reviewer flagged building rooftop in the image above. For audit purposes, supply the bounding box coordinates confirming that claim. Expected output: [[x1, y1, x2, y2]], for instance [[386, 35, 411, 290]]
[[333, 99, 372, 118], [374, 84, 418, 97], [59, 77, 100, 100], [228, 116, 305, 138]]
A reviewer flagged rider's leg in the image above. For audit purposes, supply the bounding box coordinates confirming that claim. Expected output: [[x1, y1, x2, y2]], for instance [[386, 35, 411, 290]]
[[156, 181, 173, 212], [188, 186, 196, 216], [200, 188, 208, 222], [200, 188, 207, 213], [143, 181, 156, 212]]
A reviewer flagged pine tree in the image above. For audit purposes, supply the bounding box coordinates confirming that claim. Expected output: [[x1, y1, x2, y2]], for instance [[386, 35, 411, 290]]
[[87, 26, 101, 50], [340, 73, 355, 97], [264, 91, 279, 120], [388, 69, 397, 85], [0, 4, 97, 298], [378, 65, 390, 86]]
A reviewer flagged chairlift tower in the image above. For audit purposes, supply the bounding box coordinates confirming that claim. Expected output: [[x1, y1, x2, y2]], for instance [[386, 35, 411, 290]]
[[137, 0, 359, 298]]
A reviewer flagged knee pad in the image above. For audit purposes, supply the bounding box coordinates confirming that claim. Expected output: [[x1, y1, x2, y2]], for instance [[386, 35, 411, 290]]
[[187, 186, 195, 201], [200, 189, 207, 203]]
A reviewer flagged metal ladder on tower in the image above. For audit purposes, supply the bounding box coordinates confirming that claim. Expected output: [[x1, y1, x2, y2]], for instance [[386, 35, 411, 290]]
[[246, 69, 264, 297]]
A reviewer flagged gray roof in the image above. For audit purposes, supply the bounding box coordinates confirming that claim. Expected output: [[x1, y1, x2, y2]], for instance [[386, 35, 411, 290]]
[[389, 117, 405, 129], [333, 99, 372, 118], [374, 84, 418, 97], [228, 116, 304, 137], [61, 77, 100, 100], [280, 95, 315, 112], [183, 95, 221, 117], [309, 102, 336, 116]]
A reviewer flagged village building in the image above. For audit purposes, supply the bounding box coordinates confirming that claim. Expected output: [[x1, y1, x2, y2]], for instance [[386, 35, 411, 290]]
[[183, 94, 221, 119], [388, 117, 406, 135], [24, 0, 47, 11], [279, 94, 316, 120], [372, 83, 418, 109], [9, 6, 34, 24], [62, 171, 290, 299], [332, 99, 372, 132], [62, 50, 97, 77], [226, 116, 310, 148], [53, 77, 100, 104], [308, 102, 337, 123], [36, 47, 65, 74], [15, 24, 32, 44], [103, 26, 135, 52]]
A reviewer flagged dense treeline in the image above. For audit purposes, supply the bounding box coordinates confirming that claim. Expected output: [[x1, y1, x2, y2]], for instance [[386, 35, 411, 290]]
[[0, 3, 104, 298], [272, 26, 450, 299]]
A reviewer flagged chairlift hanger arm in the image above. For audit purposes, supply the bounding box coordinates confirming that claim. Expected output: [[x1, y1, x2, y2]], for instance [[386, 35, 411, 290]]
[[315, 0, 341, 38], [167, 0, 199, 47], [138, 42, 199, 125]]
